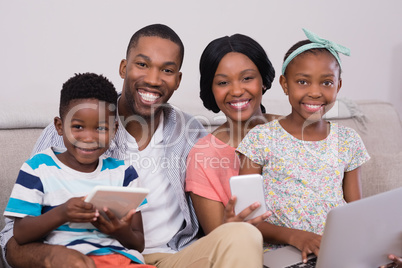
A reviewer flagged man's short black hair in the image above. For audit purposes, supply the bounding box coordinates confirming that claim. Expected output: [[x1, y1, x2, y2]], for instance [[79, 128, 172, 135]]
[[126, 24, 185, 69], [59, 72, 118, 118]]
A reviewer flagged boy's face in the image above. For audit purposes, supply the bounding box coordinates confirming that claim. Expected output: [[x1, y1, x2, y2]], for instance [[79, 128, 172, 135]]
[[55, 99, 117, 172]]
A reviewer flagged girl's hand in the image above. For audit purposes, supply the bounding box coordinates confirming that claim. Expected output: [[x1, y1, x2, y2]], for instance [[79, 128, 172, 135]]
[[380, 254, 402, 268], [223, 195, 272, 225], [289, 229, 322, 263], [91, 207, 135, 237], [60, 197, 98, 223], [389, 254, 402, 266]]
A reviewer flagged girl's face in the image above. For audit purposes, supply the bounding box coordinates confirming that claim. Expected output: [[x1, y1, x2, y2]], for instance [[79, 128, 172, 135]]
[[55, 99, 117, 172], [280, 52, 342, 122], [212, 52, 264, 123]]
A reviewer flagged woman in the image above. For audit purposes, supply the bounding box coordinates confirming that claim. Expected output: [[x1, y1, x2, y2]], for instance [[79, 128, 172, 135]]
[[185, 34, 278, 235]]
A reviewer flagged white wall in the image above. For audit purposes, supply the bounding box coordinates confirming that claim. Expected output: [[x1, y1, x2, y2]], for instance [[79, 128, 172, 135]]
[[1, 0, 401, 118]]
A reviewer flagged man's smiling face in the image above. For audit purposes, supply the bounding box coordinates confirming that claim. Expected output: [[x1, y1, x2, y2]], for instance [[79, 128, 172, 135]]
[[120, 36, 182, 119]]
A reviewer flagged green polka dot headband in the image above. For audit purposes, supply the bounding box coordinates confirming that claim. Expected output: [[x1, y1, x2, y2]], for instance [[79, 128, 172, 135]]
[[282, 28, 351, 75]]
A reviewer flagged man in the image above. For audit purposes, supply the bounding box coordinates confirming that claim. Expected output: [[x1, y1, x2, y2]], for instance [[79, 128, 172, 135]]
[[1, 24, 263, 267]]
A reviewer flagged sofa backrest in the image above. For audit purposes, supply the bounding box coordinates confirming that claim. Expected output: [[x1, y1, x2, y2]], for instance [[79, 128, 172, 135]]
[[1, 100, 401, 231], [328, 101, 402, 197]]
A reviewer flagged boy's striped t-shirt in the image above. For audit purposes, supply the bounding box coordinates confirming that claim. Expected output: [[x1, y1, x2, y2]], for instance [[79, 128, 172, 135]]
[[4, 147, 147, 264]]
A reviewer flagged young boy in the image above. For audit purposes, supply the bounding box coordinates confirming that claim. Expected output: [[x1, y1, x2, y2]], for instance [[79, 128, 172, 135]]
[[3, 73, 154, 267]]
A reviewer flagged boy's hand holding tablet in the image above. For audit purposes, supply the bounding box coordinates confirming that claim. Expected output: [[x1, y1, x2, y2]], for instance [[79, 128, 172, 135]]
[[85, 185, 149, 220]]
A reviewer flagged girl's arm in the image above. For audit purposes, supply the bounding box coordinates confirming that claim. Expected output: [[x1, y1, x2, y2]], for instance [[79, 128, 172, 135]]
[[13, 197, 97, 245], [257, 222, 321, 262], [92, 209, 145, 252], [343, 167, 362, 202], [190, 192, 269, 235], [239, 154, 321, 262]]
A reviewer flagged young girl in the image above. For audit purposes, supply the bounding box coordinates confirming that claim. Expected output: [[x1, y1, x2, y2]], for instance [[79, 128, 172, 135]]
[[185, 34, 277, 235], [237, 28, 370, 263]]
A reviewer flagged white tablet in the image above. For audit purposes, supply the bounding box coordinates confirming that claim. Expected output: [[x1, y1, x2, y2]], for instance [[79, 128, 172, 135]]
[[85, 185, 149, 219], [229, 174, 267, 221]]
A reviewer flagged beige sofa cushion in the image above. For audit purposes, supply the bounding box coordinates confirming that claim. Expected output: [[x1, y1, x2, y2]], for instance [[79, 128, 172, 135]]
[[0, 128, 43, 230], [361, 152, 402, 197]]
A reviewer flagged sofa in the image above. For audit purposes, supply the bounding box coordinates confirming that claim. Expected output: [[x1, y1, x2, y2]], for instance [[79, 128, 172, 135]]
[[1, 99, 401, 267]]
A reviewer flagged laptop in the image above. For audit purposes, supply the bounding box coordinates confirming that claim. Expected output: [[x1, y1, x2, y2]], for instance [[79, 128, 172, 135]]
[[263, 187, 402, 268]]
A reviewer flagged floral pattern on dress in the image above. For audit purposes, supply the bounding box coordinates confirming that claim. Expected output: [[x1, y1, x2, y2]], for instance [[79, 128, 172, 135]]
[[236, 120, 370, 251]]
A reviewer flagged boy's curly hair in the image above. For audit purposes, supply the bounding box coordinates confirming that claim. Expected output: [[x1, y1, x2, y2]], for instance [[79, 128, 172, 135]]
[[59, 73, 118, 118]]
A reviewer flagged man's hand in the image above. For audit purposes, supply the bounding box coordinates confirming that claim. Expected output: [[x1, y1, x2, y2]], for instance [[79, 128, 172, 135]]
[[6, 237, 96, 268], [44, 244, 96, 268]]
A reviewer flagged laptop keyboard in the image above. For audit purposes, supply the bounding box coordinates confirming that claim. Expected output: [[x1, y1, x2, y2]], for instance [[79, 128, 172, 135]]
[[284, 257, 317, 268]]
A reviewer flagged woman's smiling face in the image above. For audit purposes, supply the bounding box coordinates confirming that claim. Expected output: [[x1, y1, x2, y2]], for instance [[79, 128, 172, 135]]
[[212, 52, 264, 123]]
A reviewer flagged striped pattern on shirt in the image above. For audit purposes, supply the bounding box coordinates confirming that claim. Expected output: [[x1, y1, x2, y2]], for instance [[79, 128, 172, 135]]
[[4, 147, 146, 264]]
